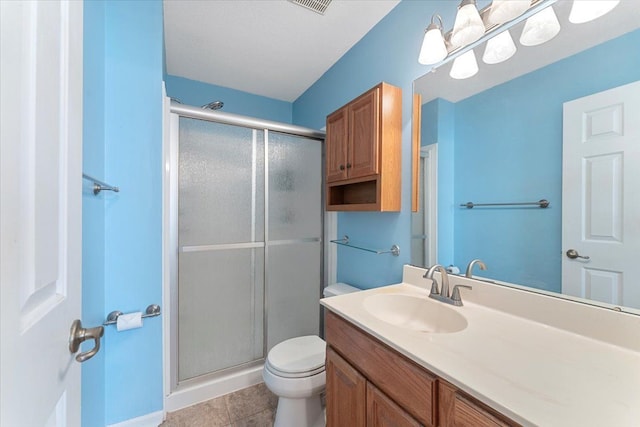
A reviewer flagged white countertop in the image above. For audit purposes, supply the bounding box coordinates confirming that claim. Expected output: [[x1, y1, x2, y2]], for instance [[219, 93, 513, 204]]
[[321, 271, 640, 427]]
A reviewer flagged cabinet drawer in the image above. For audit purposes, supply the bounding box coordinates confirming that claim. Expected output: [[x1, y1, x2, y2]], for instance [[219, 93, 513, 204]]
[[326, 311, 437, 427]]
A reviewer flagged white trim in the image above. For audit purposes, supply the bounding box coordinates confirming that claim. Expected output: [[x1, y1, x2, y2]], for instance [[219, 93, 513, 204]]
[[106, 411, 164, 427], [164, 365, 264, 412], [324, 211, 337, 286], [161, 88, 173, 415]]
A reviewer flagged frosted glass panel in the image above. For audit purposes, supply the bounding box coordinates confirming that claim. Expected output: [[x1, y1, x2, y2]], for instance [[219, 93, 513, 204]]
[[179, 118, 264, 246], [267, 242, 321, 350], [268, 132, 322, 240], [174, 120, 323, 384], [178, 249, 264, 381]]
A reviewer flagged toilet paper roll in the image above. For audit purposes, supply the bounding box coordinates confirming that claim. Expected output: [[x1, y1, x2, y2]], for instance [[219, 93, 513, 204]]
[[116, 312, 143, 332]]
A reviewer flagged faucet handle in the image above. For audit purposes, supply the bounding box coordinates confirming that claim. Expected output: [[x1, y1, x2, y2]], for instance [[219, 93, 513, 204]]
[[428, 279, 439, 296], [451, 285, 472, 306]]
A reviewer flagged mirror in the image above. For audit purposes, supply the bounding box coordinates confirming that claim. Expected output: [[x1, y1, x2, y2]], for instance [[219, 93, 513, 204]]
[[411, 1, 640, 311]]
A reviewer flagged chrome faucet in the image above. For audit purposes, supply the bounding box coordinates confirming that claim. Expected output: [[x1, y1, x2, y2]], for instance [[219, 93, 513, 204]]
[[424, 264, 472, 306], [424, 264, 450, 298], [465, 259, 487, 278]]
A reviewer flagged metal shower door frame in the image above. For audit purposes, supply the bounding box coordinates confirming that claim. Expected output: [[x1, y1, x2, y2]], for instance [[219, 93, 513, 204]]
[[165, 102, 326, 393]]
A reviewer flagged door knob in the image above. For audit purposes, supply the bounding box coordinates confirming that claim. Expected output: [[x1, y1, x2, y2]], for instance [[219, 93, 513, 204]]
[[566, 249, 590, 260], [69, 319, 104, 362]]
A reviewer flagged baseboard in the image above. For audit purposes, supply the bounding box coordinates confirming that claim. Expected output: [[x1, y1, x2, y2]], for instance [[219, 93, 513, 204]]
[[164, 365, 264, 412], [106, 411, 164, 427]]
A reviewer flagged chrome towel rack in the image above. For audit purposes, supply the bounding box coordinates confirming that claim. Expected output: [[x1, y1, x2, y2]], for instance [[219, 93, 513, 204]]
[[330, 235, 400, 256], [83, 173, 119, 195], [460, 199, 549, 209]]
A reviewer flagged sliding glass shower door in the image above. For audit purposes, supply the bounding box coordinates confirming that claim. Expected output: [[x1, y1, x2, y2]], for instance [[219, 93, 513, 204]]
[[175, 116, 322, 385]]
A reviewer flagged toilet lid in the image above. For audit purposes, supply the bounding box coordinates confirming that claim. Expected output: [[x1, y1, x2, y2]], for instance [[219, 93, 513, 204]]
[[266, 335, 326, 378]]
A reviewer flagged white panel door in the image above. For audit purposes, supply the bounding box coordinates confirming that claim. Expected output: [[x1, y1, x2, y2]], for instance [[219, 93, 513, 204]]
[[562, 80, 640, 309], [1, 1, 84, 426]]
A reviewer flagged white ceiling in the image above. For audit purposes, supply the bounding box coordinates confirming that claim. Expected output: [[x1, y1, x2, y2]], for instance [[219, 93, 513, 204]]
[[163, 0, 400, 102]]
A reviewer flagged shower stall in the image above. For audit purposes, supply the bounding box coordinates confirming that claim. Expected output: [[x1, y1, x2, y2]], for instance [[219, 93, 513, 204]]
[[164, 101, 325, 409]]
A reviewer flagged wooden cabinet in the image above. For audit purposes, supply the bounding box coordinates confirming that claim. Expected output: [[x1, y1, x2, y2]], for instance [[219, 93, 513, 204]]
[[439, 381, 512, 427], [326, 346, 366, 427], [325, 82, 401, 211], [326, 346, 421, 427], [326, 311, 436, 426], [325, 311, 520, 427], [367, 383, 422, 427]]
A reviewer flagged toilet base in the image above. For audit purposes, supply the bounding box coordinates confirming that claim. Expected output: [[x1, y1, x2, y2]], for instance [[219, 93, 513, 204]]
[[274, 395, 324, 427]]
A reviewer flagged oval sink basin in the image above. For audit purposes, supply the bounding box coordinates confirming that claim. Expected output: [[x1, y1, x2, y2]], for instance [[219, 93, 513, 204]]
[[362, 294, 468, 333]]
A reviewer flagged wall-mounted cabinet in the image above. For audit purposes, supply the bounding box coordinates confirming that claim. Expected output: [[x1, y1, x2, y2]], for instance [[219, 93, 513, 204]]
[[325, 82, 402, 211]]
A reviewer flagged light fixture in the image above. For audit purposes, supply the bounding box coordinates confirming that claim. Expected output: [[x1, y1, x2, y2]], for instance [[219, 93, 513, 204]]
[[569, 0, 620, 24], [486, 0, 530, 26], [450, 0, 485, 47], [450, 50, 479, 79], [419, 15, 448, 65], [482, 30, 516, 64], [520, 6, 560, 47], [417, 0, 617, 80]]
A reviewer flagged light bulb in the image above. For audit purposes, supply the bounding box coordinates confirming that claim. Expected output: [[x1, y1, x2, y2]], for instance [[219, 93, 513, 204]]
[[450, 1, 486, 47], [569, 0, 620, 24], [419, 24, 447, 65], [520, 6, 560, 47], [450, 50, 479, 79], [487, 0, 530, 26], [482, 30, 517, 64]]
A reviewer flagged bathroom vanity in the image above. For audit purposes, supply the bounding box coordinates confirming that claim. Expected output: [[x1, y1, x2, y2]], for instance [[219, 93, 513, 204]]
[[321, 265, 640, 427], [326, 311, 515, 426]]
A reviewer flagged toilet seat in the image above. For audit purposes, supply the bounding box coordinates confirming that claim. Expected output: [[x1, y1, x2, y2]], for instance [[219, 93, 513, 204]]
[[266, 335, 326, 379]]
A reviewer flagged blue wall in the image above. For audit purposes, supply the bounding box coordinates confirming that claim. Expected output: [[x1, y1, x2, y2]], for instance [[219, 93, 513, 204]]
[[82, 2, 106, 426], [293, 1, 455, 288], [294, 0, 639, 290], [103, 1, 164, 423], [165, 75, 293, 123], [453, 30, 640, 292], [83, 2, 164, 423]]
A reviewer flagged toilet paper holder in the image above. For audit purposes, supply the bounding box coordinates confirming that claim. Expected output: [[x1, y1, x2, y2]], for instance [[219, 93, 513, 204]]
[[103, 304, 161, 326]]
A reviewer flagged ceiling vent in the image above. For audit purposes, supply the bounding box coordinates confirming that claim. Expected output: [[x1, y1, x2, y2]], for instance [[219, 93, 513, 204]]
[[288, 0, 332, 15]]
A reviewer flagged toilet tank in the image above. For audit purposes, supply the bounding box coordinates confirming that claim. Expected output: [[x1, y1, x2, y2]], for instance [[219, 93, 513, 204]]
[[323, 282, 360, 297]]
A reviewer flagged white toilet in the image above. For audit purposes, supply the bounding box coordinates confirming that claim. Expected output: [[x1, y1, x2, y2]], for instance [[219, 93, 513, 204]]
[[263, 282, 360, 427]]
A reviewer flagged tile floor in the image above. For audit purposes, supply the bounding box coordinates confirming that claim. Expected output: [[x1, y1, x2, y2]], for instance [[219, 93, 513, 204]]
[[158, 382, 278, 427]]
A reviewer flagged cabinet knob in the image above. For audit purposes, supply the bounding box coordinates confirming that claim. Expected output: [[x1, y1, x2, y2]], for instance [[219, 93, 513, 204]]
[[339, 164, 345, 171], [346, 163, 352, 169]]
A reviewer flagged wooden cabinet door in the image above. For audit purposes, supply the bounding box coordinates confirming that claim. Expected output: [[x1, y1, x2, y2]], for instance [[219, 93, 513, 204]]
[[326, 347, 366, 427], [348, 88, 380, 179], [326, 108, 349, 183], [439, 381, 517, 427], [327, 311, 437, 426], [367, 383, 422, 427]]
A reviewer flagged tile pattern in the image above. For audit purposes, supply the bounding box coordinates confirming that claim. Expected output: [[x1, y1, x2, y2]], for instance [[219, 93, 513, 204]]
[[159, 383, 277, 427]]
